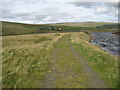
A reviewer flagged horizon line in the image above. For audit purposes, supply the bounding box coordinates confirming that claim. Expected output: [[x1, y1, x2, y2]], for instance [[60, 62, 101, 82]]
[[1, 20, 118, 25]]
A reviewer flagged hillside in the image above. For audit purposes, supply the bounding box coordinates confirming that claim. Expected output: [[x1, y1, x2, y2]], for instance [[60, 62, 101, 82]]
[[1, 21, 119, 36], [51, 22, 116, 27], [2, 21, 57, 36]]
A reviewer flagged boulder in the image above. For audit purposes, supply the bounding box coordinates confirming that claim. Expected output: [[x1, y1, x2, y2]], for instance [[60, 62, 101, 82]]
[[100, 43, 107, 47]]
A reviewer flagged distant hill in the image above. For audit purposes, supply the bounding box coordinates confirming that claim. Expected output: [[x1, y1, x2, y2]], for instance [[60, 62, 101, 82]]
[[51, 22, 116, 27], [96, 24, 120, 29], [1, 21, 119, 36], [2, 21, 59, 36]]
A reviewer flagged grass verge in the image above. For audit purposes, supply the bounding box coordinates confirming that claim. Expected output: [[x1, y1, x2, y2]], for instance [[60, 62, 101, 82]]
[[71, 32, 118, 88]]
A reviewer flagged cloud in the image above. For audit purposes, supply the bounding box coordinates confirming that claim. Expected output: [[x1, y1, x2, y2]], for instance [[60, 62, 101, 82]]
[[95, 7, 110, 14], [1, 0, 119, 2], [1, 1, 118, 24]]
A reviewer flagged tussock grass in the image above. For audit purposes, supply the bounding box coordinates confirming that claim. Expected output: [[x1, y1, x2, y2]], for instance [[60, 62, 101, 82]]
[[2, 33, 64, 88], [71, 32, 118, 88]]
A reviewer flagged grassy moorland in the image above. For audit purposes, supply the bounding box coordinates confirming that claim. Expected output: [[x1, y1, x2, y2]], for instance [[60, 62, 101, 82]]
[[2, 21, 57, 36], [2, 21, 118, 36], [2, 21, 119, 88], [2, 33, 64, 88], [71, 32, 118, 88], [52, 22, 115, 27]]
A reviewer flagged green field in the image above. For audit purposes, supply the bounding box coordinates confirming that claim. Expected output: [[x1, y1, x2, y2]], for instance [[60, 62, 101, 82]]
[[2, 21, 119, 88]]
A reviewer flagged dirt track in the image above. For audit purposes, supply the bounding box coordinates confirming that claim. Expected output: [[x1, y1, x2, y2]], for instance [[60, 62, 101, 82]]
[[43, 34, 108, 88]]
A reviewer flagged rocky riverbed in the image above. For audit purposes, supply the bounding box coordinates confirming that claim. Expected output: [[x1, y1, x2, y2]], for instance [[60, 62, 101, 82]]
[[91, 32, 120, 56]]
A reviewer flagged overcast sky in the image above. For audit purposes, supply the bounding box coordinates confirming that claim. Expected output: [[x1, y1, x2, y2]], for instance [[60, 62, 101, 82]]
[[1, 0, 119, 24]]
